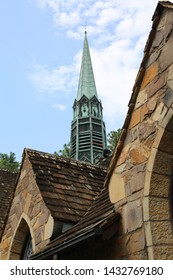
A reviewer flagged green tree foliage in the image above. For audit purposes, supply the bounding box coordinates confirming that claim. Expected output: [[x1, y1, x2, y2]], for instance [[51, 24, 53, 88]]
[[0, 152, 20, 172], [54, 142, 71, 158], [107, 129, 122, 152]]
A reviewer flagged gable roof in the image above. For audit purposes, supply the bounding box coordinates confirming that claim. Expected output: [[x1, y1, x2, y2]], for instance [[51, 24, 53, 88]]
[[0, 170, 18, 238], [104, 1, 173, 188], [25, 148, 107, 223], [31, 187, 119, 259]]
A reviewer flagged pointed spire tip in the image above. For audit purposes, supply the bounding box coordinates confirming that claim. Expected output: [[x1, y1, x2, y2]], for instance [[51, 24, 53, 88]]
[[84, 25, 87, 34]]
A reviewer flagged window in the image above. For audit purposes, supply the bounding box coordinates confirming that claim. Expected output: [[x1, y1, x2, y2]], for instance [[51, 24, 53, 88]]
[[21, 234, 33, 260]]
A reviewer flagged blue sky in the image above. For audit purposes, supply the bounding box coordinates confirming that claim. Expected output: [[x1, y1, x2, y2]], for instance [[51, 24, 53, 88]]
[[1, 0, 160, 162]]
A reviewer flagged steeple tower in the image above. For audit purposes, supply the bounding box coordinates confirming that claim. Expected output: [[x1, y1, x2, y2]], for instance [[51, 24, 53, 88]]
[[70, 31, 107, 164], [77, 31, 98, 101]]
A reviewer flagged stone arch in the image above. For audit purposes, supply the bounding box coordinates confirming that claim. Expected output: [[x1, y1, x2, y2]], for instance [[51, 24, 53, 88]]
[[9, 215, 34, 260], [143, 107, 173, 259]]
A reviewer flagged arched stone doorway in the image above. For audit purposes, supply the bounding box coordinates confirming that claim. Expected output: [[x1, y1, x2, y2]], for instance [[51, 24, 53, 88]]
[[9, 217, 33, 260], [144, 108, 173, 259]]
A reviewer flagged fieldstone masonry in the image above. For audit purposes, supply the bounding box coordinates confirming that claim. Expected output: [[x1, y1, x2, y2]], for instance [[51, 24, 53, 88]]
[[1, 1, 173, 261], [0, 154, 53, 259], [108, 2, 173, 259]]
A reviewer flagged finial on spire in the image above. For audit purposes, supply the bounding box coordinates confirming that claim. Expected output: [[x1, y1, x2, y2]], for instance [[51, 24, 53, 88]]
[[84, 25, 87, 34]]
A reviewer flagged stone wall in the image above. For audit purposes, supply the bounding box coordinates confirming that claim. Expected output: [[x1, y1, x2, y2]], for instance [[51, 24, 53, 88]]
[[108, 6, 173, 259], [0, 154, 54, 260]]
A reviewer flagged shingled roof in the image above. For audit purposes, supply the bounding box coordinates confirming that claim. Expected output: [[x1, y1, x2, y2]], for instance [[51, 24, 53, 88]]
[[25, 148, 107, 223], [0, 170, 18, 238], [31, 187, 119, 259]]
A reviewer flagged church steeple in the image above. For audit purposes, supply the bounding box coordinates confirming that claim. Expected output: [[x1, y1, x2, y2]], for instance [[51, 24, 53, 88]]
[[70, 32, 107, 164], [77, 31, 98, 101]]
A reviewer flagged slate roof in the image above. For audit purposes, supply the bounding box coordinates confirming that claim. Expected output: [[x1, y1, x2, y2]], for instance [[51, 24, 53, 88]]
[[25, 148, 107, 223], [0, 170, 18, 237], [104, 1, 173, 188], [31, 187, 119, 259]]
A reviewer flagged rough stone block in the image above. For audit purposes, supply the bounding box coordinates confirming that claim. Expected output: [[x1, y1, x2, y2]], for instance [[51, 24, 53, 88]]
[[146, 50, 161, 68], [147, 97, 157, 111], [159, 129, 173, 155], [161, 106, 173, 132], [31, 202, 42, 217], [147, 71, 167, 98], [128, 250, 147, 260], [140, 103, 149, 121], [44, 215, 54, 240], [23, 193, 32, 214], [140, 62, 158, 91], [34, 226, 43, 245], [153, 245, 173, 260], [167, 64, 173, 92], [124, 127, 138, 146], [162, 88, 173, 108], [128, 144, 150, 165], [117, 145, 130, 166], [153, 150, 173, 176], [127, 190, 143, 202], [159, 37, 173, 71], [163, 9, 173, 41], [153, 102, 168, 123], [127, 227, 145, 254], [152, 30, 164, 49], [129, 108, 141, 128], [140, 98, 157, 122], [125, 164, 146, 196], [1, 238, 11, 250], [149, 172, 169, 197], [150, 220, 173, 245], [139, 122, 156, 144], [135, 89, 147, 109], [123, 200, 143, 233], [149, 197, 169, 221]]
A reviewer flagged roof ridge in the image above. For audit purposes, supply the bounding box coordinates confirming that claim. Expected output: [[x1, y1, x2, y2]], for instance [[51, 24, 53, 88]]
[[25, 147, 107, 171]]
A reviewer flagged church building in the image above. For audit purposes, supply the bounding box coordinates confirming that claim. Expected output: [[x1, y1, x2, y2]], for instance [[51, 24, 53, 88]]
[[1, 1, 173, 260], [0, 30, 114, 260], [105, 0, 173, 259]]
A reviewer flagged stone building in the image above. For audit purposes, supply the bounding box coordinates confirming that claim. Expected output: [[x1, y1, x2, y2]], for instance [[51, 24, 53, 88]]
[[0, 149, 117, 259], [0, 28, 111, 260], [1, 1, 173, 260], [105, 1, 173, 259]]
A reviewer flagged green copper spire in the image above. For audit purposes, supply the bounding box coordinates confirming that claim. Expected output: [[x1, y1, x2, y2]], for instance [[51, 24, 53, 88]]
[[70, 32, 107, 164], [77, 31, 98, 101]]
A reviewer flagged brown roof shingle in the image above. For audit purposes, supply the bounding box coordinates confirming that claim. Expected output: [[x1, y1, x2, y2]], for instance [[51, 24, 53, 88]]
[[26, 149, 107, 223], [31, 187, 119, 259], [0, 170, 18, 237]]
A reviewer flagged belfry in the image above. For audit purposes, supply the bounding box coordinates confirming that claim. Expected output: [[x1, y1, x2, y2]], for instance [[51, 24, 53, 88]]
[[70, 31, 107, 163]]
